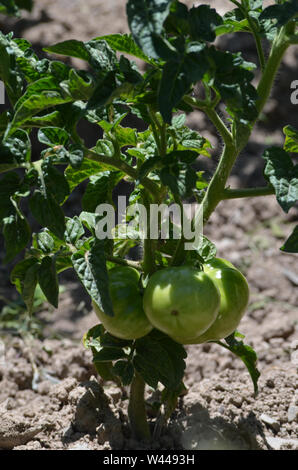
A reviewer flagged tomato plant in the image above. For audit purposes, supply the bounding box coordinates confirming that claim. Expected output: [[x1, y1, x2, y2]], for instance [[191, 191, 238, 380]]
[[1, 0, 298, 443]]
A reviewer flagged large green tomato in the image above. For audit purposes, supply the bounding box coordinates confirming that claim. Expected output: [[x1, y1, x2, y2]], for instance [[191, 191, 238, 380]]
[[143, 266, 221, 343], [93, 266, 153, 340], [183, 258, 250, 344]]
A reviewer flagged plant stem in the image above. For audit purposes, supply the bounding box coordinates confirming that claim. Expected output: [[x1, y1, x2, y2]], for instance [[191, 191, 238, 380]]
[[141, 191, 157, 275], [222, 186, 275, 199], [183, 96, 233, 146], [202, 144, 238, 223], [105, 255, 142, 270], [128, 372, 151, 442], [85, 148, 160, 200], [255, 26, 290, 116]]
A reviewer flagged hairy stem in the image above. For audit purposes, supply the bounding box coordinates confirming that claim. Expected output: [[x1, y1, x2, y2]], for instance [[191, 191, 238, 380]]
[[141, 191, 156, 275], [105, 255, 142, 270], [222, 186, 275, 199], [128, 372, 151, 442], [85, 148, 160, 201]]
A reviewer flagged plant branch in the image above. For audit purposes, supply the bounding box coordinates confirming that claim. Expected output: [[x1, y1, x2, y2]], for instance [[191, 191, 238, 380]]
[[85, 148, 160, 201], [183, 96, 233, 146], [255, 26, 290, 116], [128, 372, 151, 442], [141, 190, 157, 275], [105, 255, 142, 270], [202, 145, 238, 223], [222, 186, 275, 199]]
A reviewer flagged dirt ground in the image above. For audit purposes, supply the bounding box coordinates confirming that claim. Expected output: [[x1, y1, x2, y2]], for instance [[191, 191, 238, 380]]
[[0, 0, 297, 451]]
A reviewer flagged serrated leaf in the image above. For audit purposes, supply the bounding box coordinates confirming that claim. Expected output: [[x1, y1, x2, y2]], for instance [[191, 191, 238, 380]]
[[64, 216, 85, 245], [196, 236, 217, 262], [71, 239, 114, 317], [44, 40, 91, 61], [10, 257, 40, 314], [38, 255, 59, 308], [2, 209, 31, 262], [134, 329, 186, 390], [216, 332, 260, 396], [29, 190, 66, 240], [283, 125, 298, 153], [114, 126, 137, 148], [41, 159, 70, 205], [189, 5, 223, 42], [93, 347, 127, 362], [280, 225, 298, 253], [260, 0, 298, 27], [126, 0, 173, 59], [95, 33, 153, 64], [113, 360, 134, 385], [38, 127, 69, 147], [263, 147, 298, 213], [34, 231, 55, 253], [0, 129, 31, 165], [21, 262, 39, 315], [82, 171, 122, 213], [0, 172, 21, 219], [65, 159, 106, 193], [95, 139, 114, 156], [158, 47, 208, 123], [138, 156, 161, 182]]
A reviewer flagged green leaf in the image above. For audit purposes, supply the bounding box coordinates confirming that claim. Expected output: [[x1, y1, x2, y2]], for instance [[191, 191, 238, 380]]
[[113, 360, 134, 385], [2, 207, 31, 262], [0, 31, 24, 104], [126, 0, 173, 59], [71, 239, 114, 317], [64, 216, 85, 245], [216, 332, 260, 396], [189, 5, 223, 42], [158, 46, 208, 123], [138, 156, 161, 182], [93, 347, 127, 362], [95, 33, 153, 64], [38, 255, 59, 308], [82, 171, 122, 213], [160, 163, 197, 198], [38, 127, 70, 147], [44, 40, 91, 61], [10, 257, 40, 314], [280, 225, 298, 253], [195, 236, 217, 263], [41, 159, 70, 204], [260, 0, 298, 27], [9, 83, 72, 134], [29, 190, 66, 240], [34, 231, 55, 253], [263, 147, 298, 213], [283, 125, 298, 153], [95, 139, 114, 156], [114, 126, 137, 148], [133, 329, 186, 390], [0, 172, 21, 219], [0, 129, 31, 165], [65, 159, 106, 193], [87, 71, 118, 110]]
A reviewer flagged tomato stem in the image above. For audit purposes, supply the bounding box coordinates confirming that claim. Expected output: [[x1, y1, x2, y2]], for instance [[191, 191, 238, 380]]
[[128, 372, 151, 442]]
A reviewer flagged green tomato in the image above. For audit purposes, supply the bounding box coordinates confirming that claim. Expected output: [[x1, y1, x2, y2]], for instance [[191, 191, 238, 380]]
[[183, 258, 250, 344], [93, 266, 153, 340], [143, 266, 221, 343]]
